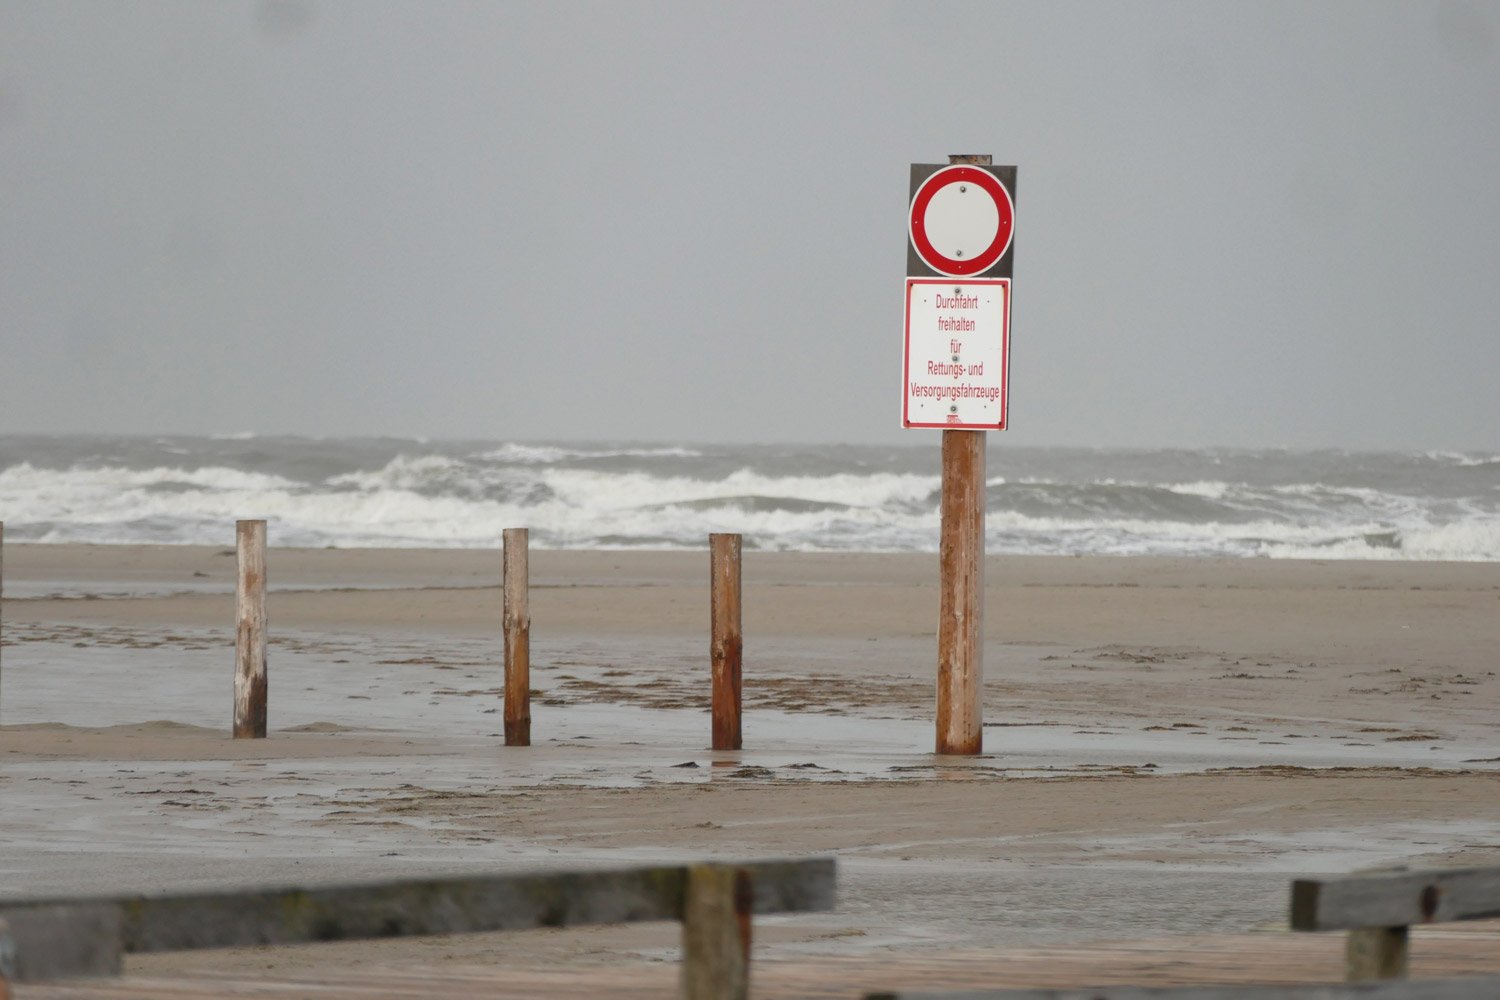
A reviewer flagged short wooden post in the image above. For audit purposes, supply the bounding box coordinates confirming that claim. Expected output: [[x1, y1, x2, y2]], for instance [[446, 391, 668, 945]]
[[502, 528, 530, 746], [233, 519, 267, 739], [680, 863, 751, 1000], [0, 916, 15, 998], [1346, 925, 1409, 982], [709, 533, 742, 751]]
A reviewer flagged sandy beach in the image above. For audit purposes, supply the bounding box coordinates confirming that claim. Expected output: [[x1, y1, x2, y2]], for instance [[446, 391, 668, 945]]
[[2, 544, 1498, 987]]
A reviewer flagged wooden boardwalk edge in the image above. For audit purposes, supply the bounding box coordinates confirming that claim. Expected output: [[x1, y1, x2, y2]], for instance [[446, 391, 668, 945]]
[[0, 858, 835, 984], [11, 921, 1500, 1000]]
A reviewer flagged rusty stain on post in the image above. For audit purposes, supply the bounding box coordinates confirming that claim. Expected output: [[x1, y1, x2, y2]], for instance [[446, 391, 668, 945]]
[[503, 528, 531, 747], [233, 519, 267, 739], [710, 533, 742, 751]]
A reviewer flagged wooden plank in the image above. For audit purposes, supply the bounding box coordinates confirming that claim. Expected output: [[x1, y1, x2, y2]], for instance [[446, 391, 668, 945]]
[[0, 858, 834, 959], [709, 533, 742, 751], [1291, 867, 1500, 932], [232, 520, 267, 739], [11, 923, 1500, 999], [864, 976, 1500, 999], [502, 528, 530, 746], [937, 427, 984, 755], [680, 864, 751, 1000]]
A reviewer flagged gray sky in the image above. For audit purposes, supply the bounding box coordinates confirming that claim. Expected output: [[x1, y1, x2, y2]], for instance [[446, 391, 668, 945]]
[[2, 1, 1497, 451]]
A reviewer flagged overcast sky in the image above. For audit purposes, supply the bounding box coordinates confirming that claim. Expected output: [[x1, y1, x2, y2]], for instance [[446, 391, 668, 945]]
[[2, 1, 1497, 451]]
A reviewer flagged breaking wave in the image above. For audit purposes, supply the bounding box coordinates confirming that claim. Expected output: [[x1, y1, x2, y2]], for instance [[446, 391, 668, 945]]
[[1, 437, 1497, 559]]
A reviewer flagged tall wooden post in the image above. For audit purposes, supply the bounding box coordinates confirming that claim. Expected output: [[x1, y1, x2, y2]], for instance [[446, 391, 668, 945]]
[[935, 153, 991, 756], [937, 429, 985, 754], [233, 519, 267, 739], [502, 528, 531, 746], [0, 521, 5, 726], [709, 533, 742, 751], [680, 863, 752, 1000]]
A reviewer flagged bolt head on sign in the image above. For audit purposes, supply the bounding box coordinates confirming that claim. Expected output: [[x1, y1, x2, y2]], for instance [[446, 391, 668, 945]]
[[903, 163, 1015, 430]]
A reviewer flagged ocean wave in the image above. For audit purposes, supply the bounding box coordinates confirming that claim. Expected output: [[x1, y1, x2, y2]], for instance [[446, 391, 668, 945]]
[[0, 461, 301, 493], [1426, 451, 1500, 468], [542, 468, 939, 512], [2, 438, 1497, 559], [474, 443, 704, 464]]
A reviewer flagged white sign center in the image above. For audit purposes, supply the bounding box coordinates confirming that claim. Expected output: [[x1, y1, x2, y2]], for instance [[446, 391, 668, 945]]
[[921, 181, 1001, 263], [902, 278, 1010, 430]]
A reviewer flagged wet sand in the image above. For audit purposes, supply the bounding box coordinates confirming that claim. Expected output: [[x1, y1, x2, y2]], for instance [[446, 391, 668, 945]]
[[2, 545, 1498, 981]]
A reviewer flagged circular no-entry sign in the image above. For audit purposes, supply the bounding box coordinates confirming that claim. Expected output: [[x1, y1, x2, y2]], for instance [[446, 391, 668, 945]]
[[908, 165, 1015, 277]]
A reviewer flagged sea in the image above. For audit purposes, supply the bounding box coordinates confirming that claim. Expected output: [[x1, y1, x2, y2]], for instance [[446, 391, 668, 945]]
[[0, 435, 1497, 560]]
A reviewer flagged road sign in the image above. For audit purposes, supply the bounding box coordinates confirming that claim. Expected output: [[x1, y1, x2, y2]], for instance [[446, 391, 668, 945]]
[[902, 277, 1010, 429], [903, 162, 1015, 430], [905, 156, 1016, 757], [907, 164, 1016, 279]]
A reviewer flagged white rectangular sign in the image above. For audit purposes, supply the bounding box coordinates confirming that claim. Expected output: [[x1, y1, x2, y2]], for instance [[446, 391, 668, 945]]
[[901, 277, 1010, 430]]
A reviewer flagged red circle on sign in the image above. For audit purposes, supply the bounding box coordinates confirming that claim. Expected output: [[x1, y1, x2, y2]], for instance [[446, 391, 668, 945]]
[[909, 166, 1014, 276]]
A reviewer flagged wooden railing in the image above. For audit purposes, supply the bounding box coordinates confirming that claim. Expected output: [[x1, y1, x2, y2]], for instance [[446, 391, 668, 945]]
[[864, 863, 1500, 1000], [0, 857, 835, 999], [1291, 865, 1500, 982]]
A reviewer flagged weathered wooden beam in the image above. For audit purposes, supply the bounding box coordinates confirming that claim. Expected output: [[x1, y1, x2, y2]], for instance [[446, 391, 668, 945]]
[[503, 527, 531, 746], [1290, 866, 1500, 932], [233, 518, 267, 738], [0, 905, 122, 983], [710, 533, 743, 751], [865, 977, 1500, 999], [0, 858, 834, 965]]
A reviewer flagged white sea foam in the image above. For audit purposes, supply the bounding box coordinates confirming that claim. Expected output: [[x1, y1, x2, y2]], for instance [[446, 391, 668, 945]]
[[0, 462, 299, 493], [541, 468, 939, 511], [2, 439, 1497, 559], [475, 443, 703, 463], [1426, 451, 1500, 468], [326, 454, 476, 492]]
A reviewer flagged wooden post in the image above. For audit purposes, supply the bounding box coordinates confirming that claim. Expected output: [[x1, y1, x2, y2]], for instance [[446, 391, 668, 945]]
[[233, 519, 267, 739], [0, 917, 14, 999], [0, 521, 5, 727], [680, 863, 751, 1000], [502, 528, 531, 746], [709, 533, 742, 751], [1345, 925, 1409, 982], [934, 152, 991, 757]]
